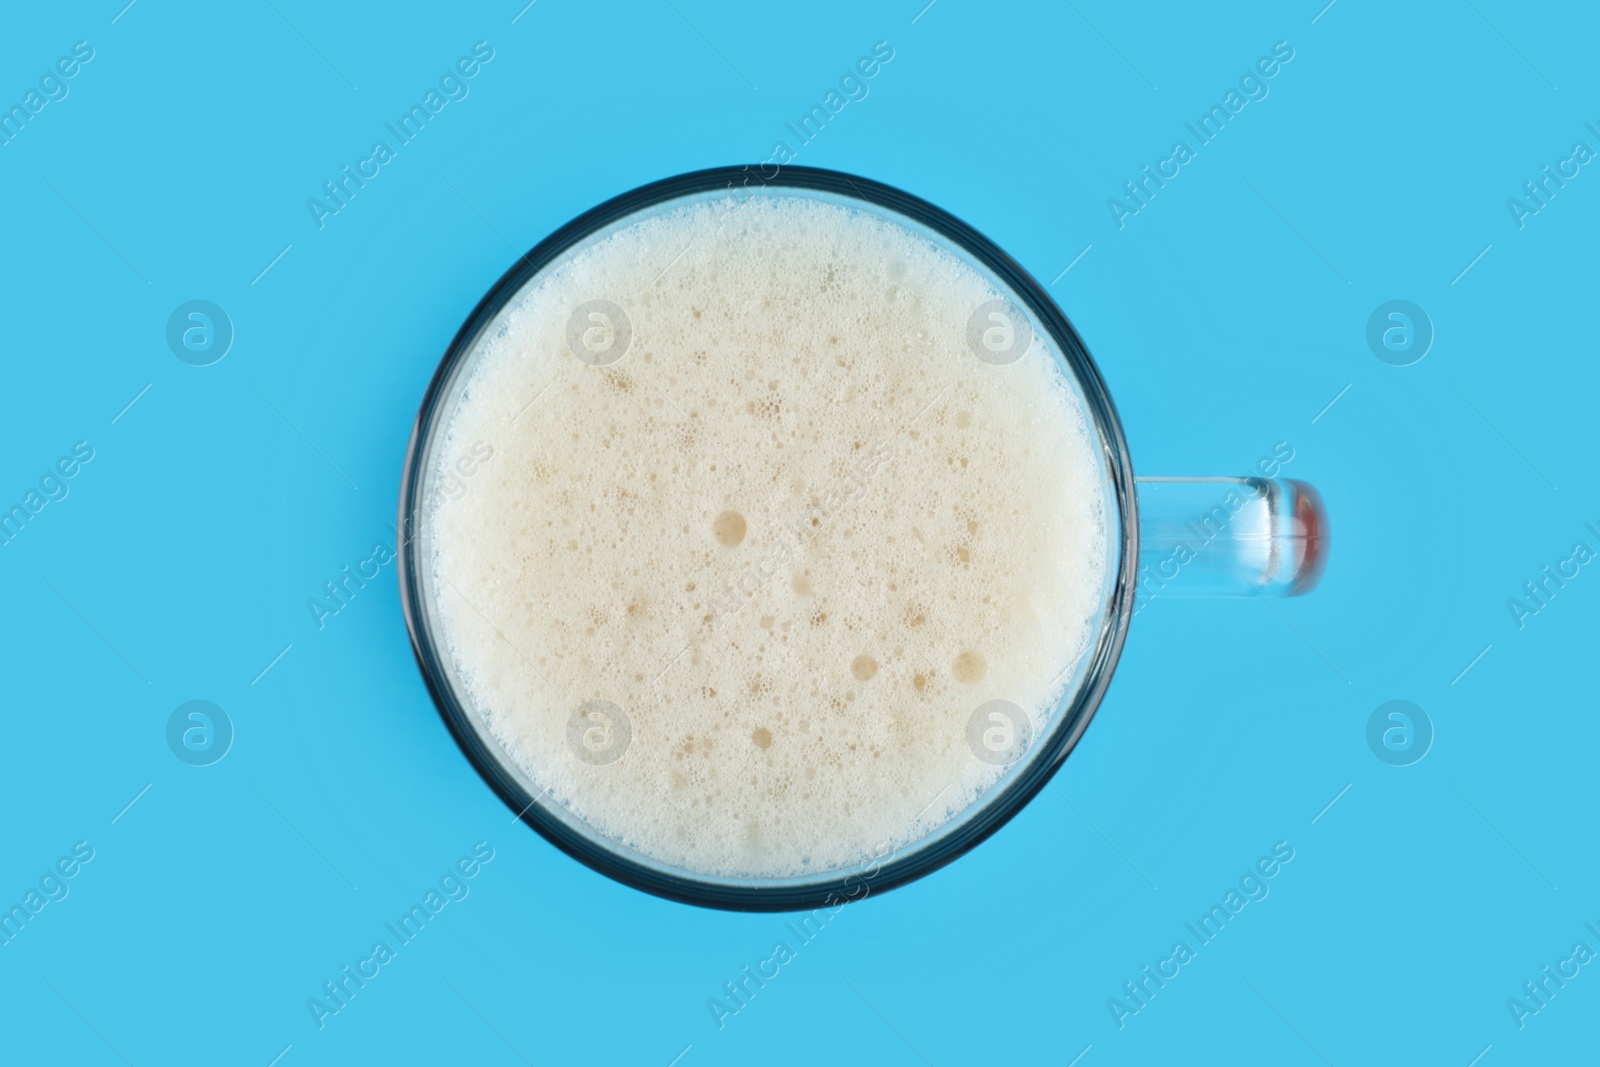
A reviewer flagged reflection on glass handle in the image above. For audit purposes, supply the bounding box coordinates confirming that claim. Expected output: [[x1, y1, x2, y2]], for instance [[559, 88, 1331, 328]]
[[1135, 477, 1327, 598]]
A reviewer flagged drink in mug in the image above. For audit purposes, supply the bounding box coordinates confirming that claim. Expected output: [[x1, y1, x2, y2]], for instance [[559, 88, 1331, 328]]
[[424, 190, 1111, 878]]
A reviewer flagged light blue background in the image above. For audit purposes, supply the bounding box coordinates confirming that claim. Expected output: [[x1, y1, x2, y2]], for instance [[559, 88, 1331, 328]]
[[2, 1, 1596, 1063]]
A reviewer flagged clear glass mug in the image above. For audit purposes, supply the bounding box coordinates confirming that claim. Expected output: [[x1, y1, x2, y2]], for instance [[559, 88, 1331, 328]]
[[397, 166, 1327, 911]]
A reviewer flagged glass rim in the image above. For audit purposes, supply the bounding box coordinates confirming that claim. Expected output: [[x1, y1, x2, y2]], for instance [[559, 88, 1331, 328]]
[[396, 164, 1140, 912]]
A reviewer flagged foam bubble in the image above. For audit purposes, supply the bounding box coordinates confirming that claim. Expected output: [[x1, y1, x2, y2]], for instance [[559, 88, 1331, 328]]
[[426, 192, 1108, 878]]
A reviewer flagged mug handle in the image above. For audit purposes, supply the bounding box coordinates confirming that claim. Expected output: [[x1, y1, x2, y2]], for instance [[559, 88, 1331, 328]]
[[1134, 477, 1327, 599]]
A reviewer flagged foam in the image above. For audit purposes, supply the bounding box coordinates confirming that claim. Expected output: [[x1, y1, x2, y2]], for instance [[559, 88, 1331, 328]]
[[426, 191, 1108, 879]]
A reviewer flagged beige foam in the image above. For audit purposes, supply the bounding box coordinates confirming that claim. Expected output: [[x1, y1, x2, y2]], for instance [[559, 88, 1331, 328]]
[[427, 192, 1108, 878]]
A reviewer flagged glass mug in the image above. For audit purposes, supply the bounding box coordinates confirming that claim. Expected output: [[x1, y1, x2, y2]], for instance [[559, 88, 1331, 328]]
[[397, 166, 1327, 911]]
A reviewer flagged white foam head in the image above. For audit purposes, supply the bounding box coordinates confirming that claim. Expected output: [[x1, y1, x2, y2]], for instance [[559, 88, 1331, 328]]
[[422, 187, 1110, 879]]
